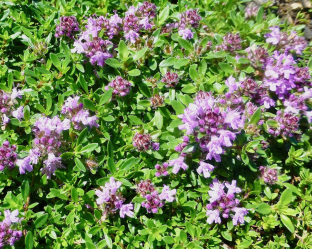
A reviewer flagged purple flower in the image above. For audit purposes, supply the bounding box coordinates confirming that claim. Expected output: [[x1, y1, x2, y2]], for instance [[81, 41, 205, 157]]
[[11, 106, 24, 120], [55, 16, 80, 39], [125, 30, 139, 43], [105, 177, 122, 195], [225, 180, 242, 198], [232, 207, 248, 225], [178, 28, 193, 40], [225, 76, 240, 93], [90, 51, 112, 67], [3, 210, 19, 226], [265, 27, 280, 45], [168, 156, 188, 174], [105, 76, 132, 98], [95, 188, 110, 205], [259, 166, 278, 184], [159, 185, 176, 202], [208, 179, 225, 202], [0, 141, 17, 171], [197, 161, 214, 178], [41, 153, 65, 179], [206, 209, 221, 224], [120, 204, 134, 218], [16, 157, 33, 174], [155, 163, 168, 177]]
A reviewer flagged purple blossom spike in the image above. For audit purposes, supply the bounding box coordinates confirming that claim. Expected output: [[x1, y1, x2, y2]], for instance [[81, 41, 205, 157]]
[[55, 16, 80, 39], [105, 76, 132, 98], [0, 141, 17, 171], [155, 163, 169, 177], [41, 153, 65, 179], [168, 156, 188, 174], [259, 166, 278, 184], [159, 185, 176, 202], [178, 28, 193, 40], [120, 204, 134, 218], [197, 161, 214, 178]]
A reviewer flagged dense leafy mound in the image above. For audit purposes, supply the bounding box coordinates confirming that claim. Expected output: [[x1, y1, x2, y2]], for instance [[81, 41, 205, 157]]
[[0, 0, 312, 248]]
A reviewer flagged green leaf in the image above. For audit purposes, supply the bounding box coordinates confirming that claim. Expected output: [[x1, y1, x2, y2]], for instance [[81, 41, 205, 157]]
[[249, 108, 261, 125], [138, 83, 151, 98], [278, 189, 292, 207], [66, 211, 75, 225], [221, 231, 232, 241], [76, 64, 85, 73], [21, 179, 30, 203], [170, 100, 185, 114], [186, 221, 195, 238], [24, 105, 30, 121], [79, 74, 88, 94], [159, 57, 175, 67], [89, 226, 101, 235], [34, 213, 49, 228], [256, 203, 271, 214], [154, 110, 163, 129], [219, 63, 234, 74], [129, 115, 143, 125], [104, 233, 113, 248], [60, 152, 74, 160], [100, 89, 113, 105], [280, 214, 295, 233], [105, 58, 122, 68], [182, 85, 197, 93], [120, 157, 140, 171], [79, 143, 98, 154], [128, 69, 141, 76], [178, 38, 193, 52], [83, 99, 96, 112], [71, 188, 79, 203], [107, 158, 116, 174], [158, 6, 170, 25], [133, 47, 148, 61], [50, 53, 61, 69], [138, 100, 151, 107], [182, 201, 197, 208], [25, 231, 34, 249], [118, 40, 129, 61], [77, 128, 88, 145], [174, 59, 189, 69], [163, 236, 174, 244], [256, 6, 264, 23]]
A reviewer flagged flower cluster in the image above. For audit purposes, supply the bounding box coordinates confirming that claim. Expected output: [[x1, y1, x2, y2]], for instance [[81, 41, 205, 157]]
[[177, 9, 201, 39], [154, 162, 169, 177], [132, 133, 159, 151], [0, 89, 22, 126], [0, 141, 17, 171], [206, 180, 248, 225], [61, 96, 99, 129], [259, 166, 278, 184], [95, 177, 134, 219], [178, 93, 244, 163], [17, 116, 70, 178], [162, 71, 179, 88], [105, 76, 132, 97], [215, 33, 242, 52], [137, 180, 176, 213], [265, 26, 307, 55], [267, 110, 300, 137], [55, 16, 80, 39], [150, 94, 164, 108], [0, 210, 22, 248], [263, 51, 309, 99]]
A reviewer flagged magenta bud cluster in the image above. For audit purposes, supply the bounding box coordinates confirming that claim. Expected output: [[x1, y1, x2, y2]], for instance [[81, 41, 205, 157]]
[[0, 141, 17, 171]]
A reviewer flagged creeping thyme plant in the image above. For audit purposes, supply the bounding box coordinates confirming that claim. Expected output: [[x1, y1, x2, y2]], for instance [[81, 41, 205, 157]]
[[1, 0, 312, 248]]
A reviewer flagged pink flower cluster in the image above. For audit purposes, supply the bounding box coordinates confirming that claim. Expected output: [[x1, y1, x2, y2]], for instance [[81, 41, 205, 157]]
[[133, 133, 159, 151], [0, 141, 17, 171], [0, 89, 23, 126], [95, 177, 134, 219], [137, 180, 176, 213], [61, 96, 99, 129], [206, 180, 248, 226], [55, 16, 80, 39], [17, 116, 70, 178], [0, 210, 22, 248], [105, 76, 132, 97]]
